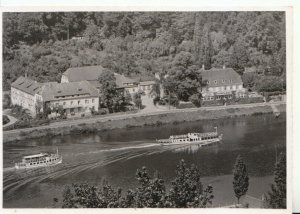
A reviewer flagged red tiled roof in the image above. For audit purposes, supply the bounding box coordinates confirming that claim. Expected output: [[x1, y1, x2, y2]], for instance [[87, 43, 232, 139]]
[[201, 68, 243, 87]]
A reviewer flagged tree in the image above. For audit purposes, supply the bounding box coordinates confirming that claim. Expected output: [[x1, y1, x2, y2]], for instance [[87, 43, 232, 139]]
[[117, 16, 133, 38], [134, 167, 166, 208], [232, 155, 249, 204], [60, 159, 214, 208], [163, 52, 202, 102], [133, 91, 142, 109], [229, 39, 249, 74], [168, 159, 214, 208], [98, 69, 118, 112], [265, 152, 286, 208]]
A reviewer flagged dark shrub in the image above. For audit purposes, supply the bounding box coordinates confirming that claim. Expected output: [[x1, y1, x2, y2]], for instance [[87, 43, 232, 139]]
[[3, 115, 10, 125]]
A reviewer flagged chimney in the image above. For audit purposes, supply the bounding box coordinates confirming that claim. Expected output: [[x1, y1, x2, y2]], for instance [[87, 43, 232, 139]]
[[202, 64, 205, 70], [223, 64, 226, 69]]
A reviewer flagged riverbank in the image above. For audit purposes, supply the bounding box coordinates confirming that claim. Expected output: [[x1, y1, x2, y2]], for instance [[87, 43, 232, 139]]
[[3, 103, 286, 143]]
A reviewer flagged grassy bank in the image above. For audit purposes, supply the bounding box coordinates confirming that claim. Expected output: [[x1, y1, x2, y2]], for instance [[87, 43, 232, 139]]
[[3, 104, 286, 143]]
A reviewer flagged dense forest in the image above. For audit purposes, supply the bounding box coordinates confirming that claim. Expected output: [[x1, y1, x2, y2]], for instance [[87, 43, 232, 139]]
[[2, 12, 286, 92]]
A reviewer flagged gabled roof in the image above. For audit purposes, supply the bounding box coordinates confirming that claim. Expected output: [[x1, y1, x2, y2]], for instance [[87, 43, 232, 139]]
[[63, 65, 105, 82], [39, 81, 99, 102], [115, 74, 138, 88], [11, 76, 42, 95], [139, 80, 156, 86], [201, 68, 243, 87]]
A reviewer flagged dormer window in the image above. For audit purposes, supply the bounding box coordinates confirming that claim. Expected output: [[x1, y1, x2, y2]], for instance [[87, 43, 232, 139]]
[[222, 80, 225, 83], [57, 90, 62, 93], [214, 80, 217, 84], [207, 81, 210, 84], [78, 88, 82, 92]]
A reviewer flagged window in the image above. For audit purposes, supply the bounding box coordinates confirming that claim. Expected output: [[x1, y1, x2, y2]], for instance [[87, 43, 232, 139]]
[[63, 102, 66, 105], [55, 103, 59, 106], [85, 100, 89, 104], [71, 101, 73, 105], [222, 80, 225, 83], [92, 99, 95, 103], [207, 80, 210, 84], [214, 80, 217, 84], [78, 100, 80, 104]]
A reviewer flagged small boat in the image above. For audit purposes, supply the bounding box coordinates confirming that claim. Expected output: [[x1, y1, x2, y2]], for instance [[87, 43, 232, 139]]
[[15, 148, 62, 169], [157, 127, 223, 146]]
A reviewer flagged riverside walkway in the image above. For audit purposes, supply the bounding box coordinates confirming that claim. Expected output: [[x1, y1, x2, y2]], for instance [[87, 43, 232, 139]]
[[3, 101, 285, 136]]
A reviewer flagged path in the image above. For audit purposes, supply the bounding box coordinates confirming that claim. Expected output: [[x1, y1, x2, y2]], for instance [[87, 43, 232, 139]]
[[140, 94, 164, 113], [3, 101, 285, 136], [2, 109, 18, 128]]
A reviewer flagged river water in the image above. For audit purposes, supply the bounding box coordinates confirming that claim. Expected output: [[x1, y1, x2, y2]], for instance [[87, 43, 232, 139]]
[[3, 113, 286, 208]]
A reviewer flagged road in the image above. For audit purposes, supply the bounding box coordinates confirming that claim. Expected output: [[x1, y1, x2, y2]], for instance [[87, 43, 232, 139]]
[[3, 101, 285, 135]]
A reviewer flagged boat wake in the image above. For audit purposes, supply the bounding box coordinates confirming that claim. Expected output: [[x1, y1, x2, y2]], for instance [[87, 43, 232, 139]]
[[2, 141, 195, 202]]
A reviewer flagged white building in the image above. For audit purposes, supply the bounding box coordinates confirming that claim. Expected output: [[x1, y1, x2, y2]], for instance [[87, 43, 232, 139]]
[[10, 76, 42, 115], [39, 81, 99, 117], [201, 67, 247, 101], [11, 76, 99, 117]]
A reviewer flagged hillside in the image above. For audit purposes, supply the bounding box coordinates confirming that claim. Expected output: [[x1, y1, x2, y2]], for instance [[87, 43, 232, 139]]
[[2, 12, 286, 92]]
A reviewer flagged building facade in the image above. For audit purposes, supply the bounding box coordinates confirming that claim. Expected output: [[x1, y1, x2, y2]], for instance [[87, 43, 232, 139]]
[[61, 65, 156, 95], [10, 76, 42, 115], [39, 81, 99, 117], [11, 76, 99, 117], [201, 68, 247, 101]]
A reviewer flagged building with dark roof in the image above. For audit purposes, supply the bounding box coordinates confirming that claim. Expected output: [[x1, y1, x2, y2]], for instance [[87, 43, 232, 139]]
[[38, 81, 99, 117], [11, 76, 43, 114], [61, 65, 156, 95], [201, 67, 246, 101], [11, 76, 99, 117]]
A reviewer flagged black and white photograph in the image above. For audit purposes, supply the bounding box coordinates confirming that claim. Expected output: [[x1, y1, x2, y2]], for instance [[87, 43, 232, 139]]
[[1, 3, 294, 212]]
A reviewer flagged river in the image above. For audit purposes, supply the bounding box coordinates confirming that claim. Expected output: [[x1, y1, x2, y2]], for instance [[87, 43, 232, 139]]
[[3, 113, 286, 208]]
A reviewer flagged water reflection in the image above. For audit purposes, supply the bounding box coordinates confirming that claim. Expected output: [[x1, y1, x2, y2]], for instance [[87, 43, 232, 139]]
[[172, 143, 220, 154]]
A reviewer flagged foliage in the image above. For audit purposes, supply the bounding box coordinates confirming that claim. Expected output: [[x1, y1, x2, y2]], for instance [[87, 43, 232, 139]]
[[232, 155, 249, 204], [98, 69, 131, 113], [3, 93, 11, 109], [3, 115, 10, 125], [61, 159, 214, 208], [163, 51, 202, 102], [265, 153, 286, 208], [133, 91, 143, 109], [3, 12, 286, 95], [169, 159, 214, 208]]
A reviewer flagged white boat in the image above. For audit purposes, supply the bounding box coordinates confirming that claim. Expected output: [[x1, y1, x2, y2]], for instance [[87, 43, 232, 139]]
[[15, 148, 62, 169], [157, 127, 223, 146]]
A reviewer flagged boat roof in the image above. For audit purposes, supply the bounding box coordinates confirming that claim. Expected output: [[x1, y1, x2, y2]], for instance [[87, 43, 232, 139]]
[[23, 153, 48, 159]]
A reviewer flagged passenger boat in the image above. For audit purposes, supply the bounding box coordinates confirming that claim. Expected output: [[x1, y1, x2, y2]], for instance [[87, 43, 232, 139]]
[[15, 148, 62, 169], [157, 127, 222, 146]]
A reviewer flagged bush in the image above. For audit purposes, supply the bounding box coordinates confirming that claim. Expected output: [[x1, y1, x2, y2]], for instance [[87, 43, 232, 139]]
[[3, 93, 11, 109], [3, 115, 10, 125], [177, 101, 196, 109], [98, 108, 109, 115], [153, 96, 160, 105]]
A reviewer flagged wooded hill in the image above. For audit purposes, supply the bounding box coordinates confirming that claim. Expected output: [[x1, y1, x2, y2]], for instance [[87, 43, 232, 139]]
[[2, 12, 286, 92]]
